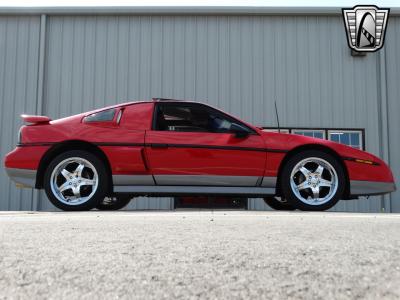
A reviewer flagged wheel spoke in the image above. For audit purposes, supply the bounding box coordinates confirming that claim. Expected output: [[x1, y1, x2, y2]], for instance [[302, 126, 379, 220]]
[[311, 186, 320, 199], [319, 179, 332, 188], [299, 166, 310, 177], [75, 164, 85, 177], [297, 181, 309, 191], [59, 181, 72, 193], [80, 179, 95, 186], [72, 186, 81, 198], [315, 165, 324, 175], [61, 169, 72, 180]]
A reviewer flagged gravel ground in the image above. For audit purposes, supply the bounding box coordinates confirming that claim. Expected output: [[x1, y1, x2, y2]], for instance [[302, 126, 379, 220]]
[[0, 210, 400, 299]]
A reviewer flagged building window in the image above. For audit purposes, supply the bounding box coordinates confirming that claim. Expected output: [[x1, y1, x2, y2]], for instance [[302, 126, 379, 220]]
[[328, 130, 363, 150], [262, 128, 290, 134], [292, 129, 325, 139], [262, 127, 365, 150]]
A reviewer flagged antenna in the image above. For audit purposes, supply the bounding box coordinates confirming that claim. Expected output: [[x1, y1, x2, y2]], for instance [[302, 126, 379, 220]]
[[274, 101, 281, 133]]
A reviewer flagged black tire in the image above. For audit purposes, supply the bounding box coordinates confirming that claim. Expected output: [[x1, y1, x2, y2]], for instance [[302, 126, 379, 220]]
[[96, 195, 132, 211], [263, 196, 296, 211], [280, 150, 346, 211], [44, 150, 109, 211]]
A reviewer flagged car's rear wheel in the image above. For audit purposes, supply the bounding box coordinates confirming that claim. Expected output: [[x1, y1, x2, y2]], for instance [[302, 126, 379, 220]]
[[281, 150, 345, 211], [44, 150, 108, 211], [96, 196, 132, 211], [263, 196, 296, 211]]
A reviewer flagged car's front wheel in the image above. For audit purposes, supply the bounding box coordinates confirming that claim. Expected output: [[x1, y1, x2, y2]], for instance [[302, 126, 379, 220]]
[[281, 150, 345, 211], [44, 150, 108, 211]]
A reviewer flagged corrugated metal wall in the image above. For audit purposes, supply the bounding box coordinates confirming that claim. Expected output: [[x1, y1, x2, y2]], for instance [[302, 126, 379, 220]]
[[0, 16, 40, 210], [385, 16, 400, 213], [0, 13, 398, 212]]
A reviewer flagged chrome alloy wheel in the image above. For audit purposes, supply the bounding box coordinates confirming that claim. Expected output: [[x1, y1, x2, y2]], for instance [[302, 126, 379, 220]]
[[289, 157, 338, 206], [50, 157, 99, 205]]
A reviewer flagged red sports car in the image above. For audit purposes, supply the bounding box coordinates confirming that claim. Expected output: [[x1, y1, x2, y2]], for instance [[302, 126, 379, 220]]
[[4, 99, 396, 211]]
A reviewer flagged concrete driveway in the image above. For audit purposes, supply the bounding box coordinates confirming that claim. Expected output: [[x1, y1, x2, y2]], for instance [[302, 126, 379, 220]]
[[0, 211, 399, 299]]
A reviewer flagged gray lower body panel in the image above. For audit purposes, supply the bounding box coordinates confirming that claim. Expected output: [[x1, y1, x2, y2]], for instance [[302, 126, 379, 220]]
[[113, 174, 277, 189], [5, 168, 36, 188], [350, 180, 396, 196], [261, 176, 277, 187], [113, 175, 277, 196], [114, 185, 275, 197], [112, 175, 155, 186], [153, 175, 261, 186]]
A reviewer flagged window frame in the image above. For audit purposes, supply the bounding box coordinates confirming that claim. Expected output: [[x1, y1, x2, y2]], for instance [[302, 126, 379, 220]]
[[262, 128, 290, 134], [291, 129, 326, 139], [152, 102, 257, 135], [83, 108, 118, 124], [327, 129, 364, 150], [262, 127, 365, 150]]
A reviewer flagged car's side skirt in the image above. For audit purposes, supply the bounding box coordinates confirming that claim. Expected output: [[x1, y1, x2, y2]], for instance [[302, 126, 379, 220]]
[[112, 175, 155, 186], [112, 174, 278, 188], [113, 185, 276, 197], [153, 175, 261, 186]]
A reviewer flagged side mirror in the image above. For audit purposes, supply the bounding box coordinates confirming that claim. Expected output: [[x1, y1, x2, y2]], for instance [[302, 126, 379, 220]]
[[230, 123, 249, 138]]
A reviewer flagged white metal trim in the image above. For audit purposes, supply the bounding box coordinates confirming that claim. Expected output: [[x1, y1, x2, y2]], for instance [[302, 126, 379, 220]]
[[0, 7, 399, 16]]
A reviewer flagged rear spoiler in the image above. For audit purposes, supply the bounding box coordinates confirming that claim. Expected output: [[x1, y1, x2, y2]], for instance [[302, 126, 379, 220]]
[[21, 114, 52, 124]]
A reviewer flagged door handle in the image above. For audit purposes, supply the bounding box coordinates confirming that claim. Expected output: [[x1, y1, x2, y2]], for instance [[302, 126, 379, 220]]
[[150, 143, 169, 149]]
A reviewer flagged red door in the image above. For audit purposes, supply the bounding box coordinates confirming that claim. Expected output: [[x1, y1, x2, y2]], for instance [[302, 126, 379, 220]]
[[144, 102, 266, 186]]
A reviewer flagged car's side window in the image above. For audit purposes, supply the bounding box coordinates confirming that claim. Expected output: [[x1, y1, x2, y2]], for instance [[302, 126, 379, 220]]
[[154, 103, 253, 134], [84, 108, 116, 123]]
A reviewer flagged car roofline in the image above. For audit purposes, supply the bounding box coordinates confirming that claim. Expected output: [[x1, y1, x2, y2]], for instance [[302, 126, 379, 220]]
[[84, 99, 259, 134]]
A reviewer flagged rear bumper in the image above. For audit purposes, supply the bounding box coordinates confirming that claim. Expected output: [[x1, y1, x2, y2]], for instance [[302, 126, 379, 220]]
[[5, 168, 37, 188], [350, 180, 396, 196]]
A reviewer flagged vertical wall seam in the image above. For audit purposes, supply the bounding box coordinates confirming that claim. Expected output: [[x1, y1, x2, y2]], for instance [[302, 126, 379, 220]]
[[2, 18, 10, 210], [32, 14, 46, 211], [10, 18, 19, 210], [382, 47, 392, 213], [378, 48, 391, 213]]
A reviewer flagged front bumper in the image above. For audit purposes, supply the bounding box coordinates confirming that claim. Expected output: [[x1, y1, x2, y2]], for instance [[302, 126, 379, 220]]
[[5, 168, 37, 188], [350, 180, 396, 196]]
